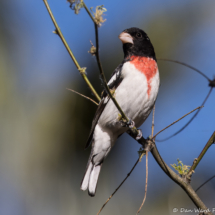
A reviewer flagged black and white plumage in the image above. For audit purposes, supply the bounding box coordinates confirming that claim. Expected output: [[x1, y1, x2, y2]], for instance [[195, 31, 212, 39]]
[[81, 27, 160, 196]]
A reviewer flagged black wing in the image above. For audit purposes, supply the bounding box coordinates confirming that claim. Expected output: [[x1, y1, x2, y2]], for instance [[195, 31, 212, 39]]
[[84, 63, 124, 149]]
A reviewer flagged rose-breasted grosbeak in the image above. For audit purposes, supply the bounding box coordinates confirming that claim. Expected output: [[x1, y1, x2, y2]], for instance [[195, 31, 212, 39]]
[[81, 27, 160, 196]]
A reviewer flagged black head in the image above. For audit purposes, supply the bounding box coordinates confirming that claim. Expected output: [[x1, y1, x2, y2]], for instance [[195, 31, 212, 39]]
[[119, 27, 156, 61]]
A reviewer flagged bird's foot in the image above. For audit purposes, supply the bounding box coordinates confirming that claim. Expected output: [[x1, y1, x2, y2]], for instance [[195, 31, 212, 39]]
[[136, 129, 143, 140], [127, 119, 135, 129], [120, 118, 135, 129]]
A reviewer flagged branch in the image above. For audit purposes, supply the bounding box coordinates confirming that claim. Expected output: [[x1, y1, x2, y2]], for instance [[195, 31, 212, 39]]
[[150, 141, 213, 215], [82, 2, 95, 23], [188, 131, 215, 177], [43, 0, 101, 102], [84, 2, 129, 121], [67, 88, 99, 105], [136, 152, 149, 215], [153, 106, 203, 140]]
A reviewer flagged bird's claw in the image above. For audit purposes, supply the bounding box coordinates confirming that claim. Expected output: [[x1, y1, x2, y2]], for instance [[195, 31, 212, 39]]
[[120, 118, 135, 128], [136, 129, 143, 140], [127, 119, 135, 129]]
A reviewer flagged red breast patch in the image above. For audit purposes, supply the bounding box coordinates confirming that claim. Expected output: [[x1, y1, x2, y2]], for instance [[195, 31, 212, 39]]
[[130, 56, 157, 98]]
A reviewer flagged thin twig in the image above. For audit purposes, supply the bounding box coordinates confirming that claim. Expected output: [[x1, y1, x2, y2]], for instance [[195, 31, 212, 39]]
[[43, 0, 101, 102], [196, 175, 215, 192], [67, 88, 99, 105], [153, 106, 203, 140], [157, 58, 211, 81], [83, 1, 128, 120], [94, 20, 129, 121], [135, 105, 155, 214], [188, 131, 215, 176], [97, 158, 140, 215], [84, 2, 128, 120], [157, 87, 213, 141], [82, 2, 96, 23], [136, 152, 149, 215]]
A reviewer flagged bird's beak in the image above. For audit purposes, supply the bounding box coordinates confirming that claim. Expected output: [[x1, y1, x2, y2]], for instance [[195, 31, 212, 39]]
[[118, 32, 133, 44]]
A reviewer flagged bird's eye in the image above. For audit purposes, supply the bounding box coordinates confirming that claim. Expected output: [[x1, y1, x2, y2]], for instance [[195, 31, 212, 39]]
[[136, 32, 142, 38]]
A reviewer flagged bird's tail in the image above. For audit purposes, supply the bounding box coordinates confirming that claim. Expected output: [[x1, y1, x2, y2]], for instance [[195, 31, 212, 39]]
[[80, 155, 102, 197]]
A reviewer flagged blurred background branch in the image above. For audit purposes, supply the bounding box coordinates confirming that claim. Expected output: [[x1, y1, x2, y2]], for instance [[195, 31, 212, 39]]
[[196, 175, 215, 193]]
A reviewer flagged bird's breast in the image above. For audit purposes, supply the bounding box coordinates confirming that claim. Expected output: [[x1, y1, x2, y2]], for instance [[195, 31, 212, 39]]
[[128, 56, 158, 98]]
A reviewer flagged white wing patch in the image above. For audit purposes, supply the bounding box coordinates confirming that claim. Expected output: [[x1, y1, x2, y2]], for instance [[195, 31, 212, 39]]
[[107, 69, 121, 86]]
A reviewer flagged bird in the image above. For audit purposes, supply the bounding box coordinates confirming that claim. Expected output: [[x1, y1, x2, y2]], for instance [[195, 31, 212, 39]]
[[80, 27, 160, 196]]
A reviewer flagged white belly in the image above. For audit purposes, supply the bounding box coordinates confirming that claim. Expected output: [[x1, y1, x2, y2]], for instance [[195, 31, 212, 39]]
[[98, 61, 160, 140]]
